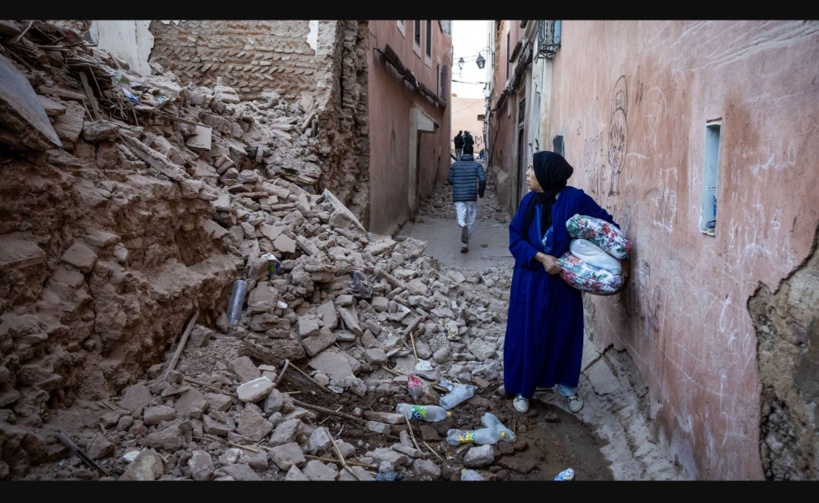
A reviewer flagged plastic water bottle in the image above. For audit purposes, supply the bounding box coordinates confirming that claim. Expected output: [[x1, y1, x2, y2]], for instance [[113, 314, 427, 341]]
[[446, 427, 505, 445], [226, 279, 248, 326], [396, 403, 451, 422], [481, 412, 516, 442], [460, 469, 484, 481], [438, 379, 477, 410], [264, 253, 280, 280], [554, 468, 575, 481]]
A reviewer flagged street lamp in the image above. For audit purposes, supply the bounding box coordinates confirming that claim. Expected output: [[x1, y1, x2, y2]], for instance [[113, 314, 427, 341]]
[[455, 46, 493, 73]]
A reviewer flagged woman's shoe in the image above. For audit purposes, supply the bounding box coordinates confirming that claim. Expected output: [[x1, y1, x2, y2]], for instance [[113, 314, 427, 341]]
[[567, 393, 584, 413], [513, 394, 529, 413]]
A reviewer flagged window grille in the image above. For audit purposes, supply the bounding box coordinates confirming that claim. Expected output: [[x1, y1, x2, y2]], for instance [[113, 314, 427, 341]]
[[537, 20, 561, 60]]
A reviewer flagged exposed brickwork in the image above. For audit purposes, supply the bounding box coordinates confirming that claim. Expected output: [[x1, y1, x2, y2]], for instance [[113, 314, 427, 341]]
[[148, 20, 371, 226], [312, 21, 370, 229], [148, 21, 318, 103]]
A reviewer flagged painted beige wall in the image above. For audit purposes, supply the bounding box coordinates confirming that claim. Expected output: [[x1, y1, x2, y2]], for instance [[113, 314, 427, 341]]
[[544, 20, 819, 479], [450, 94, 485, 159]]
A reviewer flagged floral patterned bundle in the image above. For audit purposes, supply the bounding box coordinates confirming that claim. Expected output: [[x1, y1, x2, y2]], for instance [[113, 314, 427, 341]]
[[565, 214, 631, 259], [558, 253, 624, 295], [557, 214, 632, 295]]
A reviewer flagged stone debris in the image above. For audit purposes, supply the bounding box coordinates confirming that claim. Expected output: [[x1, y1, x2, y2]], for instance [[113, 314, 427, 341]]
[[0, 20, 525, 481]]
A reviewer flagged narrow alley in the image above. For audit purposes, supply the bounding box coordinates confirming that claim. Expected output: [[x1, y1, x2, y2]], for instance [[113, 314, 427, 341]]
[[404, 162, 685, 481]]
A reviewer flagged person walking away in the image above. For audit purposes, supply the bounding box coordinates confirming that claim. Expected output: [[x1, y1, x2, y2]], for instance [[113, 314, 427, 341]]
[[447, 145, 486, 253], [463, 130, 475, 154], [503, 151, 623, 414], [453, 131, 464, 160]]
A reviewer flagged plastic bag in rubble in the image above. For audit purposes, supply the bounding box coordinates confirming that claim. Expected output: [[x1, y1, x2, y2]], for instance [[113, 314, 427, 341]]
[[407, 374, 426, 401], [375, 471, 402, 481], [347, 269, 372, 299]]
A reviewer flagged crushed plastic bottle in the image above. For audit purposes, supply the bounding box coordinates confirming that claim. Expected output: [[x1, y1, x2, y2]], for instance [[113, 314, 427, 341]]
[[226, 279, 248, 326], [446, 427, 506, 446], [438, 378, 477, 410], [407, 374, 426, 401], [375, 471, 402, 481], [460, 469, 485, 481], [480, 412, 516, 442], [554, 468, 575, 481], [264, 253, 280, 280], [396, 403, 451, 422]]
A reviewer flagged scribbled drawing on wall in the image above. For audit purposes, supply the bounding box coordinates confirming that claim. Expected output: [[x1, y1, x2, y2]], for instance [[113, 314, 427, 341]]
[[608, 76, 628, 196], [649, 284, 666, 337], [624, 258, 647, 320], [726, 186, 796, 278], [645, 86, 669, 153], [583, 131, 604, 196], [654, 166, 678, 234]]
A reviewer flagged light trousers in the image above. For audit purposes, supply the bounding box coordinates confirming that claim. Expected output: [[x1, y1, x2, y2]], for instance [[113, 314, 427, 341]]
[[455, 201, 478, 236]]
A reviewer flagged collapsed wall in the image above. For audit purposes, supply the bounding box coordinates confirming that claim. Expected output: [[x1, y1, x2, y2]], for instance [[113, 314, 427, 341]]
[[750, 225, 819, 480], [147, 20, 371, 228], [0, 21, 522, 480], [0, 20, 343, 430]]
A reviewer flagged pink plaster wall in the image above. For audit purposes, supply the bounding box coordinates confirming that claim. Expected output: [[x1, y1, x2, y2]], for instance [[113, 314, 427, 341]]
[[367, 21, 452, 235], [547, 20, 819, 479], [487, 21, 527, 215]]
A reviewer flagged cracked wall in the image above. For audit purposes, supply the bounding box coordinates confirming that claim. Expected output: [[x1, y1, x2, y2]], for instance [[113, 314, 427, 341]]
[[750, 224, 819, 480], [146, 20, 370, 226]]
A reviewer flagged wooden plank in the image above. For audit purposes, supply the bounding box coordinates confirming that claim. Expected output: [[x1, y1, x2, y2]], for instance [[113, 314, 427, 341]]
[[55, 432, 111, 476], [78, 71, 102, 121], [162, 311, 199, 381]]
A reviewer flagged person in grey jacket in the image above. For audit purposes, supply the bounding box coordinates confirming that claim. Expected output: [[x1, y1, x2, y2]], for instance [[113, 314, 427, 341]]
[[447, 145, 487, 253]]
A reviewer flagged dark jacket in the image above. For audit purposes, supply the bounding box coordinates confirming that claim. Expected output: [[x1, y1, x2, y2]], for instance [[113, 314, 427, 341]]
[[454, 133, 464, 149], [463, 132, 474, 148], [447, 154, 487, 202]]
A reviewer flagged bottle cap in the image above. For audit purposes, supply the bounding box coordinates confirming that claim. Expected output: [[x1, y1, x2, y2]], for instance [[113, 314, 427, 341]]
[[500, 431, 506, 439], [446, 411, 452, 417]]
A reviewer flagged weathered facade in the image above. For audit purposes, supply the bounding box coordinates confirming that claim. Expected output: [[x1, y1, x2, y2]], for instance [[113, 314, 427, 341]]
[[74, 20, 452, 236], [147, 20, 372, 229], [485, 20, 819, 480], [366, 21, 452, 234]]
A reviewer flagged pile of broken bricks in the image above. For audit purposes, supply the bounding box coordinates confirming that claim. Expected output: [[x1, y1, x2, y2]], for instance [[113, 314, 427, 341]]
[[0, 20, 519, 481]]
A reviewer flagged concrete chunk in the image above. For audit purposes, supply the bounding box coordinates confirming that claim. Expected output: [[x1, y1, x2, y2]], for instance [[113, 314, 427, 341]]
[[0, 234, 46, 273], [236, 376, 274, 403]]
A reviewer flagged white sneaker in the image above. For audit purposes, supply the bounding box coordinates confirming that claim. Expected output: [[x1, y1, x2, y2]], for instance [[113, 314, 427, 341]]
[[513, 394, 529, 413], [567, 394, 583, 413]]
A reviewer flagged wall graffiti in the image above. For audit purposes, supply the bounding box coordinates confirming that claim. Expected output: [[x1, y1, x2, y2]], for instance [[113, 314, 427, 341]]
[[624, 259, 646, 319], [622, 259, 665, 341], [649, 284, 666, 336], [726, 185, 796, 278], [654, 166, 678, 234], [607, 76, 628, 196], [582, 132, 604, 196], [644, 86, 669, 152]]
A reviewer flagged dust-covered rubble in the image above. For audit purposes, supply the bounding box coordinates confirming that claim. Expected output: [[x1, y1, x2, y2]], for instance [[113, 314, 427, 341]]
[[0, 20, 521, 481]]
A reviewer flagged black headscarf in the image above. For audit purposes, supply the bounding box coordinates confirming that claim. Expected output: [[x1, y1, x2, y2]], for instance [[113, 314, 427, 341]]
[[522, 151, 574, 244]]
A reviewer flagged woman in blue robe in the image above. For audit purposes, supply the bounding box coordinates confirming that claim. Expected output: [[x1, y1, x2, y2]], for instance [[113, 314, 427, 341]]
[[503, 151, 619, 414]]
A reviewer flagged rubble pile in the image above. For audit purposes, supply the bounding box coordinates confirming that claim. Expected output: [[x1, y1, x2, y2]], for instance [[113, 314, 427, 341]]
[[0, 20, 550, 481]]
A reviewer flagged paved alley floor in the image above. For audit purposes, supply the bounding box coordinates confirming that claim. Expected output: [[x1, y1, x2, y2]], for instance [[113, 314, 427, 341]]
[[398, 161, 513, 274], [398, 164, 687, 480]]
